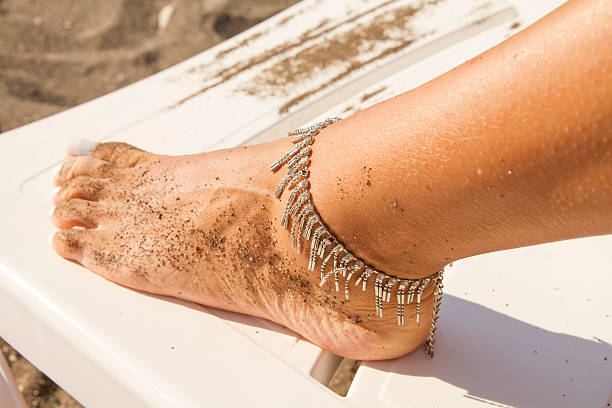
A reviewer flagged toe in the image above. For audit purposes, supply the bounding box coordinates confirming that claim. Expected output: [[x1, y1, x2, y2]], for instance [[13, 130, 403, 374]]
[[55, 156, 118, 186], [53, 176, 108, 205], [91, 142, 152, 168], [52, 226, 152, 292], [52, 199, 107, 229], [52, 228, 94, 263]]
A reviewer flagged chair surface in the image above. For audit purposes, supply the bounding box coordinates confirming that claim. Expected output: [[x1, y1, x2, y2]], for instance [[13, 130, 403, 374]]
[[3, 0, 609, 407]]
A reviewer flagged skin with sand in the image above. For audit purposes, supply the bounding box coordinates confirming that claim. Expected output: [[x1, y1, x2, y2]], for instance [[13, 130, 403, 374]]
[[52, 0, 611, 360]]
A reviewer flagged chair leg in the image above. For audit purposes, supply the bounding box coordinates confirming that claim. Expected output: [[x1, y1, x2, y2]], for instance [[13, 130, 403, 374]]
[[0, 350, 27, 408]]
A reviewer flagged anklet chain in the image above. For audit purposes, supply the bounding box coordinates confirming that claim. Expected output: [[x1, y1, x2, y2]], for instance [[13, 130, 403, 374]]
[[270, 118, 445, 358]]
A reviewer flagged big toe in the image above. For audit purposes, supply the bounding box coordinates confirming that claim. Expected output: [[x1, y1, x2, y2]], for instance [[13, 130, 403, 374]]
[[67, 139, 153, 168], [55, 156, 118, 186], [91, 141, 153, 167]]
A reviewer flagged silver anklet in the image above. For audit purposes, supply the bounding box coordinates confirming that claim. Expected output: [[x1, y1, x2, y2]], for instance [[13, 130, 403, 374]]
[[270, 118, 445, 358]]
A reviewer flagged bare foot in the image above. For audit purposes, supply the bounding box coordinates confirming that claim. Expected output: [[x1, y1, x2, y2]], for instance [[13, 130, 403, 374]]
[[51, 138, 442, 360]]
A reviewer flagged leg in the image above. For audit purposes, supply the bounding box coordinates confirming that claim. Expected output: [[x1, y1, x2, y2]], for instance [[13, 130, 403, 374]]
[[51, 0, 612, 360]]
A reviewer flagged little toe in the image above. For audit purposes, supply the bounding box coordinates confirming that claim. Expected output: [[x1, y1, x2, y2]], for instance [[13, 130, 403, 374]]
[[52, 227, 95, 263], [52, 226, 154, 292], [55, 156, 118, 186], [53, 176, 108, 205], [52, 198, 107, 229], [91, 142, 152, 168]]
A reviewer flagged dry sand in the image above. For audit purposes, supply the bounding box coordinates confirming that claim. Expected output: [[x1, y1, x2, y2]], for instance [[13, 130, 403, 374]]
[[0, 0, 299, 406], [0, 0, 298, 132]]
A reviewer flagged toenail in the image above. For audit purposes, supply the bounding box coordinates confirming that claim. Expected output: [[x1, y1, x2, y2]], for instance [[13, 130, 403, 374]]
[[67, 138, 99, 156], [52, 163, 63, 177]]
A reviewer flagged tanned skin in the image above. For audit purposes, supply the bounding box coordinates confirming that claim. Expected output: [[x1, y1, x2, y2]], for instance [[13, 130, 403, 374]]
[[52, 0, 611, 359]]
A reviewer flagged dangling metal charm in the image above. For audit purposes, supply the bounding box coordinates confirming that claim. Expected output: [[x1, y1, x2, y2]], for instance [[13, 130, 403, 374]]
[[396, 280, 409, 325], [270, 117, 445, 358]]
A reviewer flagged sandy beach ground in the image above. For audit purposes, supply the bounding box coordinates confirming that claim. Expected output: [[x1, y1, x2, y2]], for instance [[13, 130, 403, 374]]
[[0, 0, 298, 406], [0, 0, 298, 132]]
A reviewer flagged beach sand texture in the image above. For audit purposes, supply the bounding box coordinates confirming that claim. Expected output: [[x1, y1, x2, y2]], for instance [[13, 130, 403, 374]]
[[0, 0, 298, 406], [0, 0, 298, 132]]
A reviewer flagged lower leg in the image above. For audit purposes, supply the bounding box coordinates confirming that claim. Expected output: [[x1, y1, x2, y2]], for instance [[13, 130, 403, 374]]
[[50, 0, 612, 360]]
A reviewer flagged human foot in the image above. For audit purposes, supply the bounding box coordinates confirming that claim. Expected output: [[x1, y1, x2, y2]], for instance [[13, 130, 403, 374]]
[[51, 136, 447, 360]]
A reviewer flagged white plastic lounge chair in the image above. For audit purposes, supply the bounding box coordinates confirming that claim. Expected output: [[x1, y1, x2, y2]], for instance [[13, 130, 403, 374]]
[[1, 0, 610, 406], [0, 352, 26, 408]]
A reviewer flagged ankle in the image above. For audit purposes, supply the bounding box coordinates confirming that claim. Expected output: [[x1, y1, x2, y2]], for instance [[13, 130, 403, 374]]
[[266, 120, 449, 359]]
